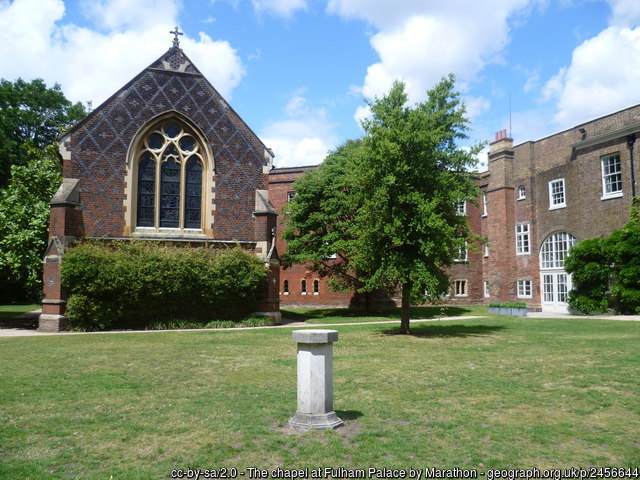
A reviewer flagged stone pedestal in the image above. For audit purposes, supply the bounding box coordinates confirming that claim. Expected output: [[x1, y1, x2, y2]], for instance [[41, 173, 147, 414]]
[[289, 329, 344, 432]]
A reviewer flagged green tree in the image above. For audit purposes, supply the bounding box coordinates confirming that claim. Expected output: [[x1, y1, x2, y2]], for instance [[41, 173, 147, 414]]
[[565, 237, 611, 314], [0, 78, 86, 187], [566, 199, 640, 314], [355, 76, 482, 333], [608, 199, 640, 313], [0, 146, 62, 301], [282, 139, 381, 310]]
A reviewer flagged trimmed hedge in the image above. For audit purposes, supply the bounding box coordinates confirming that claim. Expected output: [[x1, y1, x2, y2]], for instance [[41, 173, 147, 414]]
[[488, 302, 527, 309], [61, 241, 268, 331]]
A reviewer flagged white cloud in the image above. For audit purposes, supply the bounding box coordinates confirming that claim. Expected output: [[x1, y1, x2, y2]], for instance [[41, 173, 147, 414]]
[[542, 26, 640, 128], [463, 95, 491, 120], [327, 0, 536, 130], [79, 0, 179, 31], [261, 90, 338, 168], [353, 105, 371, 128], [251, 0, 307, 18], [606, 0, 640, 27], [329, 0, 534, 105], [0, 0, 245, 107]]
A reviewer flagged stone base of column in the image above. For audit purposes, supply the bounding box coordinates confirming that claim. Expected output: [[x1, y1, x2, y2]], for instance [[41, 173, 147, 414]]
[[288, 411, 344, 432], [38, 314, 67, 332]]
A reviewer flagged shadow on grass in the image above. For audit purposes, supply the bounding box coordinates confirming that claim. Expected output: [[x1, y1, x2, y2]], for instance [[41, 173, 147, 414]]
[[0, 311, 39, 330], [379, 323, 506, 338], [281, 305, 479, 322], [335, 410, 364, 421]]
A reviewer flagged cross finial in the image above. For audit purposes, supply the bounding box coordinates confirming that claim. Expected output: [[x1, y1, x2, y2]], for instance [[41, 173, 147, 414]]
[[170, 26, 183, 48]]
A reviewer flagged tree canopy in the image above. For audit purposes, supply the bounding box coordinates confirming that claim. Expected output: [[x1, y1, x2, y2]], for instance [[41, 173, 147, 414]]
[[282, 139, 380, 308], [0, 146, 62, 301], [0, 78, 86, 187], [0, 78, 87, 301], [283, 76, 482, 333]]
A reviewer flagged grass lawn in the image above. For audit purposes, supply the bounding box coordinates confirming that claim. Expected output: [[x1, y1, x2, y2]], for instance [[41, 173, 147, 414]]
[[281, 305, 488, 324], [0, 303, 39, 319], [1, 313, 639, 479]]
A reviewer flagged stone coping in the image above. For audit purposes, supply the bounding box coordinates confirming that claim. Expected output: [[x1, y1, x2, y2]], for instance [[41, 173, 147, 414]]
[[292, 329, 338, 344]]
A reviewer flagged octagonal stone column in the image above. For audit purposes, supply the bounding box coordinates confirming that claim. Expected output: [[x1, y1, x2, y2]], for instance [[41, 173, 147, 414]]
[[289, 329, 344, 432]]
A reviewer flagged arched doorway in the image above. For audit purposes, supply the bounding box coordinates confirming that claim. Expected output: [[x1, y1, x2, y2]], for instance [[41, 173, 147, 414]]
[[540, 232, 576, 312]]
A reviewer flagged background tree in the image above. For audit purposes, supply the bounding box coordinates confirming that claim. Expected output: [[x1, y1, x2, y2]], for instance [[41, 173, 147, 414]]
[[282, 139, 381, 311], [354, 76, 482, 334], [0, 146, 62, 301], [0, 78, 87, 301], [0, 78, 86, 187]]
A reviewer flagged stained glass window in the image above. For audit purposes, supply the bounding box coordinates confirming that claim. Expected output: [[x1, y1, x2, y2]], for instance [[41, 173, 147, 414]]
[[135, 120, 205, 230], [136, 153, 156, 227], [184, 158, 202, 229], [160, 156, 181, 227]]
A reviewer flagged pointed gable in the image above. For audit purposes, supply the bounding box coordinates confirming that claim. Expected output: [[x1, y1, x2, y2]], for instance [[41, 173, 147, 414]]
[[61, 42, 274, 240]]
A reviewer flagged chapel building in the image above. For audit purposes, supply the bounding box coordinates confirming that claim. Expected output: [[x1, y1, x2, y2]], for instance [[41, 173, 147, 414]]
[[39, 36, 280, 331], [271, 104, 640, 313]]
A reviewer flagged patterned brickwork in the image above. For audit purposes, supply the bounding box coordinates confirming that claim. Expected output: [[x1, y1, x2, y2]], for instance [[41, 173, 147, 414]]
[[63, 47, 269, 240]]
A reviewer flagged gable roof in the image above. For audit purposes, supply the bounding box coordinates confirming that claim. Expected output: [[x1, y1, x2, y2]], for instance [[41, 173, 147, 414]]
[[61, 45, 271, 153]]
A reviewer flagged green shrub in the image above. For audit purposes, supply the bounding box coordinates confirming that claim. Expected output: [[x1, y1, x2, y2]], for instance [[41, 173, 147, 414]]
[[240, 315, 275, 327], [565, 200, 640, 314], [488, 302, 526, 309], [62, 241, 267, 331], [608, 222, 640, 313], [565, 237, 611, 314]]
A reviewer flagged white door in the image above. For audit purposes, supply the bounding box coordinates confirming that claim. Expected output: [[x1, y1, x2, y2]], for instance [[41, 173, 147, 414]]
[[540, 232, 576, 313], [541, 271, 572, 312]]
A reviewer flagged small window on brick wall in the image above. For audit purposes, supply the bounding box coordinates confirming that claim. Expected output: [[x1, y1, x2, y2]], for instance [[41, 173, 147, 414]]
[[515, 223, 531, 255], [517, 279, 532, 298], [455, 280, 467, 297], [301, 279, 307, 294], [549, 178, 566, 209], [483, 280, 490, 298], [517, 185, 526, 200], [283, 279, 289, 295], [601, 153, 622, 199], [313, 279, 319, 294]]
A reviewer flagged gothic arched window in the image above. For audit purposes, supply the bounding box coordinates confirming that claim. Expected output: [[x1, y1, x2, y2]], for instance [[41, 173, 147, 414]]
[[135, 121, 205, 230]]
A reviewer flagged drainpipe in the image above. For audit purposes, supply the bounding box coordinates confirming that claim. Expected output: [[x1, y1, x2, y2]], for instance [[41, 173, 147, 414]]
[[628, 134, 637, 198]]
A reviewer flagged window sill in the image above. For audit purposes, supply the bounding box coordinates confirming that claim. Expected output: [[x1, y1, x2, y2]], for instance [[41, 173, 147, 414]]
[[282, 292, 289, 295], [481, 214, 487, 218], [516, 252, 531, 256], [517, 295, 533, 299], [132, 228, 206, 238], [517, 196, 526, 201], [601, 192, 623, 201], [454, 294, 468, 297], [549, 204, 566, 211]]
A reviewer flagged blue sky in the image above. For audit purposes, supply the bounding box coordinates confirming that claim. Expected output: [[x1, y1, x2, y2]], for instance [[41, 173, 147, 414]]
[[2, 0, 640, 169]]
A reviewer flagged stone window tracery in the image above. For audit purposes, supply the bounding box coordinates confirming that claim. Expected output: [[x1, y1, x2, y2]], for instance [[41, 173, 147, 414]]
[[135, 120, 205, 231]]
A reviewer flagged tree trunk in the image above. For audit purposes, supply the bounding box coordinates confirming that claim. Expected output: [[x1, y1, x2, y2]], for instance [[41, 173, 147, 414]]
[[365, 291, 374, 314], [400, 282, 411, 334]]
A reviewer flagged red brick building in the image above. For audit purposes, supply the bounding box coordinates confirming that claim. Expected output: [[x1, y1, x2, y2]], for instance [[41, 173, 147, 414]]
[[271, 104, 640, 313], [39, 40, 279, 331]]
